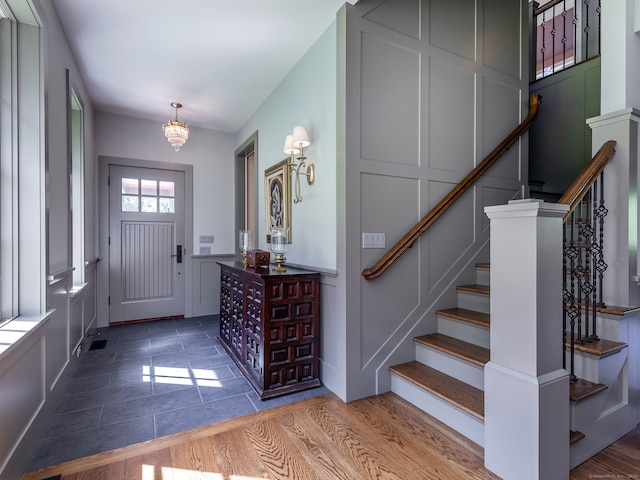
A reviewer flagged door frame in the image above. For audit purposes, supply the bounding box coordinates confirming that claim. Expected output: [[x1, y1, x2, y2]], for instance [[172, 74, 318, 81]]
[[234, 131, 259, 256], [98, 156, 194, 327]]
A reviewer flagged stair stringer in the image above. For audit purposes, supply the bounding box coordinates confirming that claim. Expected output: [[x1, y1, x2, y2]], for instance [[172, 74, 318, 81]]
[[372, 240, 491, 395], [570, 392, 630, 469], [569, 320, 633, 468], [595, 308, 640, 430]]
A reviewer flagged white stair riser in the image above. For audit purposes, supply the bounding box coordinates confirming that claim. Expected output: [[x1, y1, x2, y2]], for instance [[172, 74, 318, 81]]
[[415, 343, 485, 390], [457, 290, 490, 314], [565, 348, 627, 385], [476, 268, 490, 286], [594, 315, 631, 343], [437, 316, 490, 349], [390, 373, 485, 446]]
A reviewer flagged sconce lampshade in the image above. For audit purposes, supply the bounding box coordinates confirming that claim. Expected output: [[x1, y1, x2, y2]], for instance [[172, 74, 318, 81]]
[[283, 135, 300, 156], [284, 124, 314, 204], [292, 125, 310, 149]]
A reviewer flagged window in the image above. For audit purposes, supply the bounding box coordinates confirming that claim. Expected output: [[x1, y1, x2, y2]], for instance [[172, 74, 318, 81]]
[[71, 86, 85, 285], [0, 2, 45, 326], [0, 16, 17, 323], [121, 178, 176, 214]]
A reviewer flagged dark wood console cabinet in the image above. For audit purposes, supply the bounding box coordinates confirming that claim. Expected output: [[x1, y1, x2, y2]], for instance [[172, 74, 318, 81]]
[[217, 261, 321, 399]]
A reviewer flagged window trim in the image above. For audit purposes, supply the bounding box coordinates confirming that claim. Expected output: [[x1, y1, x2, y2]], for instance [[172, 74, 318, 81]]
[[0, 2, 46, 323]]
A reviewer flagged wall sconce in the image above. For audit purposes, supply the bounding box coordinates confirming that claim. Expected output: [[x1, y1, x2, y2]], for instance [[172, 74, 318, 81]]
[[284, 125, 315, 204]]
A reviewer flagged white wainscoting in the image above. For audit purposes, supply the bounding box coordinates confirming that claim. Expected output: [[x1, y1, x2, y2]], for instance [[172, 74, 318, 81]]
[[190, 254, 234, 317], [0, 260, 98, 478]]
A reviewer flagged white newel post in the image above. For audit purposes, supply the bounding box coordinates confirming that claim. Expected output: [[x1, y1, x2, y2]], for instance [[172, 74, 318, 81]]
[[484, 199, 570, 480]]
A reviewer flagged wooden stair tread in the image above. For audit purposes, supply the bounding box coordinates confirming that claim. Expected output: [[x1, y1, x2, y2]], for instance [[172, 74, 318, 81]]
[[456, 284, 490, 295], [414, 333, 489, 367], [564, 303, 640, 317], [475, 263, 490, 269], [596, 304, 640, 316], [570, 430, 586, 445], [436, 307, 490, 328], [570, 377, 608, 403], [565, 332, 627, 357], [389, 361, 484, 421]]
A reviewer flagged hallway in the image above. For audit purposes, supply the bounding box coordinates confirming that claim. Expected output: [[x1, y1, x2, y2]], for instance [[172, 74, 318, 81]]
[[25, 315, 329, 472]]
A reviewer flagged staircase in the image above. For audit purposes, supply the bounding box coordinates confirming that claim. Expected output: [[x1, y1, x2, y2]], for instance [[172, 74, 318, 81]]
[[389, 262, 631, 468]]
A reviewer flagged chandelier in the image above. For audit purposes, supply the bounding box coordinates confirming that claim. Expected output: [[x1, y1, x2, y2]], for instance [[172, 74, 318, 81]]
[[162, 102, 189, 152]]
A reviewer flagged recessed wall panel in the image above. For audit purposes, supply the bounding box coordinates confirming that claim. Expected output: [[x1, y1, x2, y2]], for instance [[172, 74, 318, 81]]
[[428, 58, 475, 173], [320, 280, 338, 374], [0, 339, 44, 472], [361, 34, 420, 166], [199, 261, 218, 305], [530, 75, 578, 193], [70, 295, 83, 352], [482, 80, 522, 181], [362, 0, 421, 40], [46, 287, 70, 390], [429, 0, 476, 61], [427, 180, 475, 290], [483, 0, 521, 78], [360, 173, 420, 365]]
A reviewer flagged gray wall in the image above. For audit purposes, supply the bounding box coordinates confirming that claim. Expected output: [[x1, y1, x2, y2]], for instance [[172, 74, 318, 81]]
[[530, 56, 601, 195], [236, 22, 338, 270], [94, 114, 237, 326], [340, 0, 530, 401], [235, 19, 341, 394]]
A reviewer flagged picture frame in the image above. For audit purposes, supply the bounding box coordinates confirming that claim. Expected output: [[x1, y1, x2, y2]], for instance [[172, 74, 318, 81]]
[[264, 158, 292, 243]]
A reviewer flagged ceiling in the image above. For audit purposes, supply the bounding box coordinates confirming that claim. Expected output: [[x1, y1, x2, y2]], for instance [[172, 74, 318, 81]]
[[51, 0, 355, 133]]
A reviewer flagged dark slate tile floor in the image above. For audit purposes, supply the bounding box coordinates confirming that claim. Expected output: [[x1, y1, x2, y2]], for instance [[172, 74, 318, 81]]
[[25, 315, 330, 473]]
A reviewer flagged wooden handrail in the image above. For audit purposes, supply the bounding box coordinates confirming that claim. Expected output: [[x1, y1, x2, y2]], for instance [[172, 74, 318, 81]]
[[557, 140, 616, 219], [361, 93, 543, 280]]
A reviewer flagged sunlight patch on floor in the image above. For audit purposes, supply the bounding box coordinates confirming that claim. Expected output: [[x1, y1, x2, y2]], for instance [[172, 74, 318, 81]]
[[143, 464, 262, 479], [141, 365, 223, 387]]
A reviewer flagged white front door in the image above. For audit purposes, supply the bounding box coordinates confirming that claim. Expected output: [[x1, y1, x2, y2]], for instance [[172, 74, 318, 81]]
[[109, 165, 186, 323]]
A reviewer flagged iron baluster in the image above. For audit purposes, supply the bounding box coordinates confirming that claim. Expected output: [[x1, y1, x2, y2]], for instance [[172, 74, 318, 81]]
[[584, 0, 591, 60], [561, 2, 568, 70], [563, 222, 569, 374], [596, 173, 607, 310], [540, 14, 547, 77], [575, 200, 586, 344], [580, 188, 596, 342], [597, 0, 602, 57], [551, 6, 557, 75], [565, 210, 580, 380]]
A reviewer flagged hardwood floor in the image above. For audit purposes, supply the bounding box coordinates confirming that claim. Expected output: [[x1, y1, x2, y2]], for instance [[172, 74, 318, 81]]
[[22, 392, 640, 480]]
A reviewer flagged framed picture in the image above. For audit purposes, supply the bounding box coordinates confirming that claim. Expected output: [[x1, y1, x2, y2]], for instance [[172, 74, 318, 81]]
[[264, 158, 292, 243]]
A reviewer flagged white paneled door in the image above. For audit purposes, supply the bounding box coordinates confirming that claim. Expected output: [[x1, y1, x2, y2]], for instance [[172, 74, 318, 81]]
[[109, 165, 186, 323]]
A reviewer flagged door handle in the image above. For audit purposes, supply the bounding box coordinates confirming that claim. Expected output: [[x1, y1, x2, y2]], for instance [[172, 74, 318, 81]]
[[170, 245, 183, 263]]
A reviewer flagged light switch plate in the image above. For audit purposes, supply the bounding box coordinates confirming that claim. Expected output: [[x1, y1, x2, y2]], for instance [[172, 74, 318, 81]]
[[362, 232, 385, 249]]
